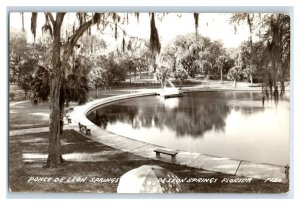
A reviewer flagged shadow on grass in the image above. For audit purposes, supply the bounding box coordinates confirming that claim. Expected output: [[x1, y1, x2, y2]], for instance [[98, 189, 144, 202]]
[[9, 130, 289, 193]]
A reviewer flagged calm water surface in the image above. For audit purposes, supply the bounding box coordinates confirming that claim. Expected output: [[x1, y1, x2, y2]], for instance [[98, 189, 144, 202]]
[[87, 91, 290, 166]]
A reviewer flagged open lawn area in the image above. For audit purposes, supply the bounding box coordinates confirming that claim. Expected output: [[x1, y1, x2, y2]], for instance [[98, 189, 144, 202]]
[[10, 100, 50, 130], [9, 130, 289, 193], [9, 85, 146, 130]]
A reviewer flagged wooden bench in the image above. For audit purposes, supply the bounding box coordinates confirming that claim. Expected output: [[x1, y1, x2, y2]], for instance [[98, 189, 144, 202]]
[[78, 122, 91, 135], [154, 149, 178, 161], [66, 115, 72, 124], [63, 108, 73, 124]]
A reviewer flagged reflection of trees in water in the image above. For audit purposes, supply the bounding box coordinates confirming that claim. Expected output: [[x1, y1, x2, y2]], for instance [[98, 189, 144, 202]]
[[87, 92, 289, 138], [223, 91, 256, 101], [279, 93, 290, 101], [225, 91, 289, 115], [87, 98, 231, 138], [87, 105, 139, 129], [233, 106, 265, 116], [169, 103, 230, 137]]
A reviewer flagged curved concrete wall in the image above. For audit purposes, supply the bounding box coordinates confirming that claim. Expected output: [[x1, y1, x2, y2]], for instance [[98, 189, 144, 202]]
[[67, 90, 288, 182]]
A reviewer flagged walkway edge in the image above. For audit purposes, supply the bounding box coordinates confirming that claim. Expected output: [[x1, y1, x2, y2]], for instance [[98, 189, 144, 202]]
[[66, 89, 289, 183]]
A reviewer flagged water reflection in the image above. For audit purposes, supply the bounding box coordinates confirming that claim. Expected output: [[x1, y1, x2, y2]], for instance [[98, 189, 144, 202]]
[[88, 96, 231, 137], [87, 91, 289, 165], [88, 91, 285, 138]]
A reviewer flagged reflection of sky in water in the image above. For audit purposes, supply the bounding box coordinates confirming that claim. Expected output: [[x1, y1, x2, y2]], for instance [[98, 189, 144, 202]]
[[87, 91, 290, 166]]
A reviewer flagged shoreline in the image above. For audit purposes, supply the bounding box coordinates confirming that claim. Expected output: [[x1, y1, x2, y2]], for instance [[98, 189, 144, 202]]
[[65, 88, 289, 183]]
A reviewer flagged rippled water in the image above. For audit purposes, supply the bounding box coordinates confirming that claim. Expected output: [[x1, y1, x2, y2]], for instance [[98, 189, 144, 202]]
[[87, 91, 290, 166]]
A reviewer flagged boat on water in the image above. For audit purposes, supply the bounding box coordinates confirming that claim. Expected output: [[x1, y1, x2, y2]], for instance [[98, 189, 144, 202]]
[[158, 88, 183, 98], [157, 80, 183, 98]]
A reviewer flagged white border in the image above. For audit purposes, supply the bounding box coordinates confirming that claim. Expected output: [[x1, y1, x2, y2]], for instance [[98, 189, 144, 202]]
[[1, 0, 299, 204]]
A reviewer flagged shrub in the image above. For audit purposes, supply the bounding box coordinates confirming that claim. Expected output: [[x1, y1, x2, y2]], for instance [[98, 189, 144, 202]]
[[9, 92, 15, 101]]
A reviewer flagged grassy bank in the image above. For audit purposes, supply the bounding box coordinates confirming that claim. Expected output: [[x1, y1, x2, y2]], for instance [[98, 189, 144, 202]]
[[9, 130, 289, 193], [9, 87, 145, 130]]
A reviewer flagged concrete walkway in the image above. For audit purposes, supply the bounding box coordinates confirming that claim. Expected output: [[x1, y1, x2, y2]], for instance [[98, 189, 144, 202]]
[[64, 89, 289, 183]]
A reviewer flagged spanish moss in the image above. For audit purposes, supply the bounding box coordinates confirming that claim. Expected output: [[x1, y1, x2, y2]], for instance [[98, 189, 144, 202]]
[[112, 13, 117, 22], [194, 13, 199, 36], [42, 13, 53, 37], [31, 12, 38, 43], [93, 13, 101, 29], [115, 23, 118, 40], [135, 12, 139, 23], [21, 12, 25, 32], [150, 13, 161, 56], [122, 38, 125, 52], [42, 23, 53, 37], [77, 12, 86, 26]]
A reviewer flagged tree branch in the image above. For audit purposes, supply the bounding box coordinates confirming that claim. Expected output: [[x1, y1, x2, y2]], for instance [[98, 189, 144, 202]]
[[62, 20, 93, 63], [56, 13, 66, 27], [46, 12, 55, 26]]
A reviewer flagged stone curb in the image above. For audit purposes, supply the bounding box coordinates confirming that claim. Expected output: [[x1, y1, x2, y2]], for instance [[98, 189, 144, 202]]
[[67, 89, 289, 183]]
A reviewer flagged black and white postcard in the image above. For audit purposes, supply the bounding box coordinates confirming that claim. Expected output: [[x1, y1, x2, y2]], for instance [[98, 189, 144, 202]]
[[8, 11, 290, 194]]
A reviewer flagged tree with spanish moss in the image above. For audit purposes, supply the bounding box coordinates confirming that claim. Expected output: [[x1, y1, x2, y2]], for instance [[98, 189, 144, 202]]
[[27, 12, 200, 167], [230, 13, 255, 84], [29, 12, 134, 167], [231, 13, 290, 93]]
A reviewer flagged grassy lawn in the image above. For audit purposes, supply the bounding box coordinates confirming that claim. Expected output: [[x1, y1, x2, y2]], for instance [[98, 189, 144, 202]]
[[9, 130, 289, 193], [9, 88, 148, 130], [9, 86, 149, 130], [9, 100, 50, 130]]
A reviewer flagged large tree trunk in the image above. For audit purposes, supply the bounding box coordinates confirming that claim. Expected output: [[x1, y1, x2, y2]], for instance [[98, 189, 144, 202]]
[[47, 72, 64, 167], [47, 13, 65, 167], [43, 13, 94, 167]]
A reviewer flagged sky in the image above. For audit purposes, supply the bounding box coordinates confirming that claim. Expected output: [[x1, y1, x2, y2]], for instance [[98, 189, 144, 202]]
[[9, 12, 251, 49], [124, 13, 250, 48]]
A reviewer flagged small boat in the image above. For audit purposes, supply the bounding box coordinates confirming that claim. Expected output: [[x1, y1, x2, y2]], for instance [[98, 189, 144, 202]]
[[157, 80, 183, 98], [158, 88, 183, 98]]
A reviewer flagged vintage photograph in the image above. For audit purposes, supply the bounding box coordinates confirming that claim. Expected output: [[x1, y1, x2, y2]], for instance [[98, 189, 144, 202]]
[[9, 11, 290, 193]]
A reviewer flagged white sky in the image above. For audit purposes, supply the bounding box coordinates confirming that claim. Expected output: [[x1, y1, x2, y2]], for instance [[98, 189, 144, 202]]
[[9, 12, 250, 48], [124, 13, 250, 48]]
